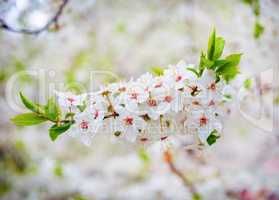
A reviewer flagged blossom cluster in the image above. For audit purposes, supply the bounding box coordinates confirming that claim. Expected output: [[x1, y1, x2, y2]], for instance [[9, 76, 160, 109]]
[[56, 60, 233, 146]]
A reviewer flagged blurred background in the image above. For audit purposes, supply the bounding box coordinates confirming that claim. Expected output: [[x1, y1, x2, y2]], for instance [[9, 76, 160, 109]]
[[0, 0, 279, 199]]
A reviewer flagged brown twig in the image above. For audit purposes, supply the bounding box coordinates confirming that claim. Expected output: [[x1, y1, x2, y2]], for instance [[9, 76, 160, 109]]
[[163, 150, 201, 199], [0, 0, 69, 35]]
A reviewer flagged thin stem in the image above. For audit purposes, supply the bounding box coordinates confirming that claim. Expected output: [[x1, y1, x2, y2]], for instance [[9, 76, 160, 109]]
[[163, 150, 201, 199], [0, 0, 69, 35]]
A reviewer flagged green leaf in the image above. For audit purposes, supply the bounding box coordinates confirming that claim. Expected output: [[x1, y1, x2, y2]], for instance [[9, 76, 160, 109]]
[[207, 129, 220, 145], [225, 53, 242, 66], [49, 122, 72, 141], [19, 92, 43, 114], [151, 66, 164, 76], [199, 51, 214, 72], [254, 21, 264, 39], [77, 101, 86, 112], [11, 113, 47, 126], [213, 37, 225, 60], [216, 54, 242, 82], [207, 28, 216, 60], [213, 59, 229, 69], [221, 65, 239, 83], [223, 94, 232, 100], [187, 67, 199, 77], [45, 97, 61, 121], [65, 112, 75, 119]]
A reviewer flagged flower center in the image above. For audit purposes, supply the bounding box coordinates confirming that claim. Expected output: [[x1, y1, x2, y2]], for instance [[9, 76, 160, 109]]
[[199, 115, 208, 127], [154, 82, 163, 88], [80, 120, 89, 130], [192, 100, 200, 106], [189, 85, 200, 96], [93, 110, 99, 119], [175, 75, 182, 82], [130, 92, 139, 100], [140, 137, 148, 142], [67, 97, 75, 104], [208, 100, 215, 106], [164, 95, 173, 103], [147, 99, 157, 107], [119, 87, 126, 92], [208, 82, 216, 91], [123, 116, 133, 125]]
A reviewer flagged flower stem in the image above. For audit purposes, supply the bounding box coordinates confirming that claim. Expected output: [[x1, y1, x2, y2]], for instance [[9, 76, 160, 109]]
[[163, 150, 201, 200]]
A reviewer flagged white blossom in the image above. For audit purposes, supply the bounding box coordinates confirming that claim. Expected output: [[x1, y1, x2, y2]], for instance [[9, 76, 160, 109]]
[[63, 60, 233, 146], [55, 91, 87, 108]]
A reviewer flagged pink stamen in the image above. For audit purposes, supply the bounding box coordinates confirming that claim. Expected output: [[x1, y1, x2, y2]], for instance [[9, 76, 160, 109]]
[[147, 99, 157, 107], [123, 116, 133, 125], [80, 120, 89, 130], [208, 100, 215, 106], [67, 97, 75, 104], [93, 110, 99, 119], [208, 82, 216, 91], [164, 95, 173, 103], [154, 82, 163, 88], [119, 87, 126, 92], [199, 115, 208, 127], [140, 137, 148, 142], [175, 75, 182, 82], [130, 92, 139, 100], [160, 136, 168, 141]]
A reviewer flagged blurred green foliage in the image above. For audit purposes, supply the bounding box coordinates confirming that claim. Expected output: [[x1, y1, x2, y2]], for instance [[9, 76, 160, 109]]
[[241, 0, 264, 39], [254, 21, 264, 39], [53, 162, 64, 178]]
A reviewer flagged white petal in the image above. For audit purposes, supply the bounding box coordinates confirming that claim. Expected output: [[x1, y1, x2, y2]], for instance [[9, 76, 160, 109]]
[[81, 135, 92, 146], [147, 109, 160, 120], [198, 129, 211, 143], [124, 126, 137, 142]]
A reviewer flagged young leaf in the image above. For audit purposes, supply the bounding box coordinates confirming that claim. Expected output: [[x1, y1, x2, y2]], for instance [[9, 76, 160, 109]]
[[11, 113, 47, 126], [216, 54, 242, 82], [77, 101, 86, 112], [219, 65, 239, 83], [207, 129, 220, 145], [213, 59, 229, 69], [225, 53, 242, 66], [151, 66, 164, 76], [49, 122, 72, 141], [65, 112, 75, 119], [19, 92, 43, 114], [199, 51, 214, 71], [187, 67, 199, 77], [45, 97, 61, 121], [213, 37, 225, 60], [207, 28, 216, 60]]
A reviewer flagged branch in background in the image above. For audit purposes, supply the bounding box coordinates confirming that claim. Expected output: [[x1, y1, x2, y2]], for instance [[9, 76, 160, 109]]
[[0, 0, 69, 35], [163, 150, 201, 200]]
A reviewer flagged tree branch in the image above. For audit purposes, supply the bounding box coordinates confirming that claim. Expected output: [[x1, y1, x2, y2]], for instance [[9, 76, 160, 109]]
[[0, 0, 69, 35]]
